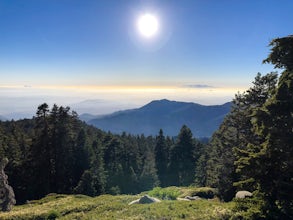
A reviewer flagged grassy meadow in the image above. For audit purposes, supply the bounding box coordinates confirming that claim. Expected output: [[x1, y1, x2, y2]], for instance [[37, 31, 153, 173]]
[[0, 187, 238, 220]]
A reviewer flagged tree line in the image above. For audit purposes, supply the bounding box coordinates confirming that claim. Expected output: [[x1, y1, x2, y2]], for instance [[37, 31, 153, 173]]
[[200, 35, 293, 218], [0, 106, 204, 204]]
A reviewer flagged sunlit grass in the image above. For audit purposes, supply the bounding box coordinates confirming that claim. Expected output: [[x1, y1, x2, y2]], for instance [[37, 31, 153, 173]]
[[0, 188, 235, 220]]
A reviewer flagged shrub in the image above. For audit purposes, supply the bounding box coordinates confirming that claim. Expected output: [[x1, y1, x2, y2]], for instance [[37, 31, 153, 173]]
[[232, 196, 265, 220], [148, 187, 181, 200], [193, 187, 217, 199], [180, 187, 217, 199], [109, 186, 121, 195], [46, 210, 61, 220]]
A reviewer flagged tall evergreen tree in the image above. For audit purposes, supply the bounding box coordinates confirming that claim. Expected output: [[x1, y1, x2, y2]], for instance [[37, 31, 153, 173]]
[[90, 140, 106, 195], [236, 35, 293, 218], [169, 125, 195, 186], [194, 150, 207, 187], [53, 106, 77, 193], [28, 103, 51, 199], [154, 129, 169, 187], [205, 117, 238, 201], [74, 170, 96, 196], [103, 137, 125, 194], [72, 129, 91, 189], [139, 150, 159, 191], [205, 72, 278, 201]]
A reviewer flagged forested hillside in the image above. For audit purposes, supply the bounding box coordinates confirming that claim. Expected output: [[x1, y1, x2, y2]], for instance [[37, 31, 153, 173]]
[[88, 99, 231, 137], [0, 105, 204, 204], [0, 35, 292, 219]]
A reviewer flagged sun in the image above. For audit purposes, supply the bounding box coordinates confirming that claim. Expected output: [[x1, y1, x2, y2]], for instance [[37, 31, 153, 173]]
[[137, 13, 159, 38]]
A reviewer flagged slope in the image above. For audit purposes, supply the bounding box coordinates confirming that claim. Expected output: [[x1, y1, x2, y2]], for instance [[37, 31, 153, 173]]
[[88, 99, 231, 137]]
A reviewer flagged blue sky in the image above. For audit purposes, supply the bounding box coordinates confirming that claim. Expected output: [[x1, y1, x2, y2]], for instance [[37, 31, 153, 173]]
[[0, 0, 292, 117]]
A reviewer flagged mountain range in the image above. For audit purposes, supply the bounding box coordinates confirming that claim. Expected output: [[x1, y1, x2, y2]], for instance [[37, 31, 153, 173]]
[[84, 99, 231, 137]]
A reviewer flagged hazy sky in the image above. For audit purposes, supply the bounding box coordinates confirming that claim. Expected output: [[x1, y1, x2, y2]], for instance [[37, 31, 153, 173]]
[[0, 0, 292, 117]]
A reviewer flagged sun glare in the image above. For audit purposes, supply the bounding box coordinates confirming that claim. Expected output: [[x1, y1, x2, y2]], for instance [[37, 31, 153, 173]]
[[137, 13, 159, 38]]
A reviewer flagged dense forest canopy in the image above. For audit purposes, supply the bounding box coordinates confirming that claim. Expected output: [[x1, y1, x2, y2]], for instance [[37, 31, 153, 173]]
[[0, 35, 292, 219], [0, 106, 204, 203]]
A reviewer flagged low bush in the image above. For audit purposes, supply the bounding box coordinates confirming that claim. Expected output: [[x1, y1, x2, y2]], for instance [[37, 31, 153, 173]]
[[180, 187, 218, 199], [148, 187, 181, 200], [232, 196, 265, 220], [46, 210, 61, 220]]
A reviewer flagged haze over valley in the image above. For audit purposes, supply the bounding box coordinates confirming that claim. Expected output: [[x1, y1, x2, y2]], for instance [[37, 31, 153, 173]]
[[0, 85, 236, 120]]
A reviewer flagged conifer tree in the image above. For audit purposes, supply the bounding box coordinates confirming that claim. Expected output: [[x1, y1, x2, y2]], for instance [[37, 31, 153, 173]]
[[103, 137, 124, 194], [139, 150, 159, 191], [72, 129, 91, 189], [206, 72, 278, 201], [74, 170, 96, 196], [169, 125, 195, 186], [237, 35, 293, 218], [154, 129, 169, 187], [28, 103, 51, 199], [90, 140, 106, 195]]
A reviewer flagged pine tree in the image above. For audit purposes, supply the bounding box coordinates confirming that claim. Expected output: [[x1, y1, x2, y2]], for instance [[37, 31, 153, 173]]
[[205, 117, 238, 201], [28, 103, 51, 199], [238, 35, 293, 218], [154, 129, 169, 187], [90, 140, 106, 195], [103, 137, 125, 194], [72, 129, 91, 189], [53, 106, 77, 193], [74, 170, 96, 196], [205, 72, 278, 201], [169, 125, 195, 186], [139, 150, 159, 191]]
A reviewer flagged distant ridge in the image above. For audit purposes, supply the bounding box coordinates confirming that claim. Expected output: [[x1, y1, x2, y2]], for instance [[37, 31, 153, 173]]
[[87, 99, 231, 137], [0, 115, 7, 121]]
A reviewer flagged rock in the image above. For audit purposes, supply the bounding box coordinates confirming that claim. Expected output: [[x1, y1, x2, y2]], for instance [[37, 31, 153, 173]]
[[128, 195, 161, 205], [177, 197, 191, 201], [185, 196, 201, 201], [128, 199, 140, 205], [139, 195, 161, 204], [0, 158, 16, 211], [177, 196, 202, 201], [235, 191, 252, 199]]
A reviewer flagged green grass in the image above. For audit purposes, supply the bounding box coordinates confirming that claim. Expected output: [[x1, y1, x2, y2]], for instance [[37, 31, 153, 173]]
[[147, 187, 181, 200], [0, 188, 236, 220]]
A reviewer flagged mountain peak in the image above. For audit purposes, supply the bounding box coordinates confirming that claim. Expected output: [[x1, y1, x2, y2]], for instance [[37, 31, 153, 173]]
[[145, 99, 173, 105], [88, 100, 232, 137]]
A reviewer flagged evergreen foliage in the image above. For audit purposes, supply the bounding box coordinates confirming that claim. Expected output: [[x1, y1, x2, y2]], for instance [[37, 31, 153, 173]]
[[169, 125, 197, 186], [204, 72, 278, 202], [0, 105, 204, 204], [154, 129, 169, 187], [204, 35, 292, 218], [236, 35, 293, 218]]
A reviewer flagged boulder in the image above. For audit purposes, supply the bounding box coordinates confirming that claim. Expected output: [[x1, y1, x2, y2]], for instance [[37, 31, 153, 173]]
[[235, 191, 252, 199], [128, 195, 161, 205], [0, 158, 16, 211], [139, 195, 161, 204]]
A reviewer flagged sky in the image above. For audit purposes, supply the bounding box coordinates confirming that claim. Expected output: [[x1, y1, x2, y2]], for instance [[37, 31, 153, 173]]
[[0, 0, 292, 118]]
